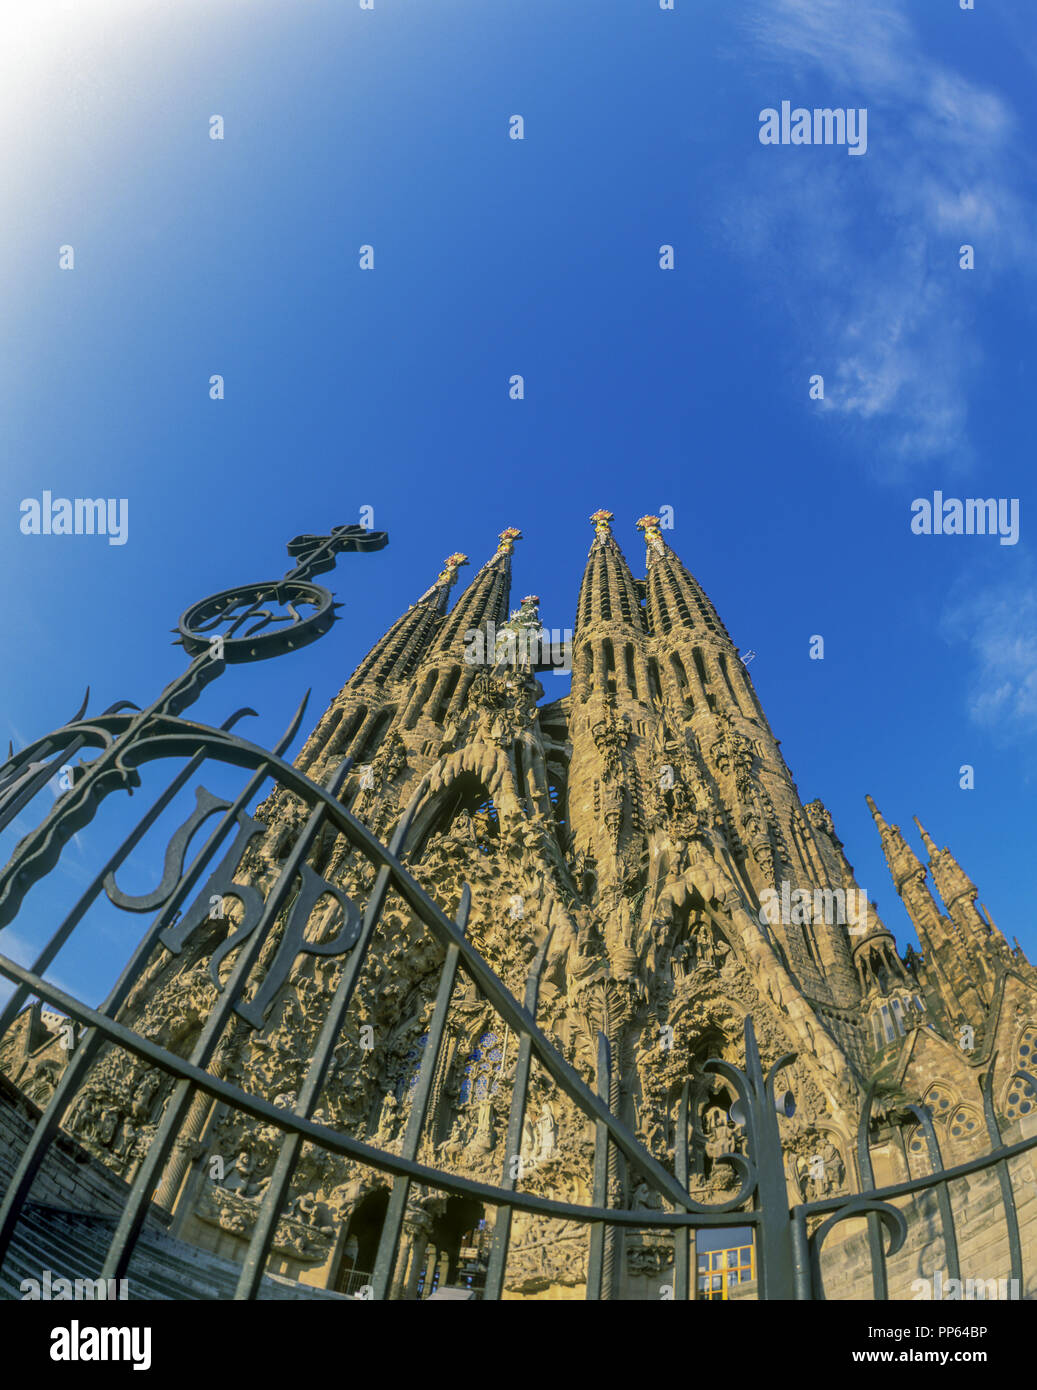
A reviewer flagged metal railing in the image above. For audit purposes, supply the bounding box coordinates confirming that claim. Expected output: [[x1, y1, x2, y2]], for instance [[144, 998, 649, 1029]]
[[0, 526, 1033, 1301]]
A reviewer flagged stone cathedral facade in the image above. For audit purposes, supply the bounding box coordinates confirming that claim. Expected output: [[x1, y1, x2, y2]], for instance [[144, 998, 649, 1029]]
[[4, 511, 1036, 1299]]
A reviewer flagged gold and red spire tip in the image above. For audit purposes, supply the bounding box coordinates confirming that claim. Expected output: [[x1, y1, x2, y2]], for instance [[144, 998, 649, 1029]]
[[497, 527, 523, 553], [521, 594, 540, 604], [589, 509, 614, 540], [637, 514, 663, 539], [438, 552, 469, 583]]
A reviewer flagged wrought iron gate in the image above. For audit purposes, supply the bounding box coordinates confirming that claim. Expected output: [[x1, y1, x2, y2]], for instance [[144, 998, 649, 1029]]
[[0, 527, 1034, 1300]]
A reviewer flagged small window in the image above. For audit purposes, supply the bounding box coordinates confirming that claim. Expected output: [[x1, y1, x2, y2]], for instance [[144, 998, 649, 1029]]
[[459, 1031, 503, 1105], [395, 1034, 429, 1101]]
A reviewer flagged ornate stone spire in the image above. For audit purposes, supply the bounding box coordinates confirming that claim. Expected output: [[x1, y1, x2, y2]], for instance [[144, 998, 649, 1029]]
[[430, 528, 521, 658], [349, 551, 469, 688], [589, 508, 614, 546], [913, 816, 1013, 985], [575, 511, 645, 636], [639, 519, 734, 648], [571, 512, 649, 707], [914, 815, 983, 922], [867, 797, 987, 1026], [636, 514, 666, 558], [637, 523, 765, 734], [867, 796, 926, 895]]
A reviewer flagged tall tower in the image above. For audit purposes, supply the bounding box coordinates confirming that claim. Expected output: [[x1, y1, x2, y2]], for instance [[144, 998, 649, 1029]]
[[15, 510, 1033, 1300]]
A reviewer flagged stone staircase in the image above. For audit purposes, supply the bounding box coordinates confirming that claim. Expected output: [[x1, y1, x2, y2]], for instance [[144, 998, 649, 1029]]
[[0, 1201, 347, 1301]]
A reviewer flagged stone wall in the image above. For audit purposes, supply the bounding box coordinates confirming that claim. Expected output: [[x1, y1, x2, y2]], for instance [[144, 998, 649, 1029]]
[[0, 1074, 167, 1228], [820, 1133, 1037, 1301]]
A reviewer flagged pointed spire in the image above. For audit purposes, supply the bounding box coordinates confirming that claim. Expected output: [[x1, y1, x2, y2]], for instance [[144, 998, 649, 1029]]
[[911, 812, 978, 913], [349, 551, 470, 686], [638, 520, 733, 644], [867, 797, 924, 892], [637, 514, 666, 559], [913, 816, 1013, 978], [589, 509, 615, 549], [430, 527, 520, 657], [574, 511, 645, 636], [913, 816, 939, 859], [869, 797, 992, 1024], [416, 552, 470, 612]]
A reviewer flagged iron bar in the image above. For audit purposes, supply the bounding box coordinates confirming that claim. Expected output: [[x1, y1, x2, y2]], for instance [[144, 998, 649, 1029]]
[[0, 708, 305, 1272], [482, 932, 553, 1301], [97, 757, 355, 1282], [585, 1032, 611, 1300], [981, 1058, 1023, 1290], [673, 1082, 691, 1301], [906, 1102, 960, 1285], [368, 889, 470, 1301], [0, 706, 262, 1045], [743, 1021, 796, 1300], [856, 1088, 890, 1300]]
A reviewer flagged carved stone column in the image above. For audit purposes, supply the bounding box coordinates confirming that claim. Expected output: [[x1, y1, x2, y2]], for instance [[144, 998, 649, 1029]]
[[154, 1027, 242, 1213], [152, 1091, 211, 1210], [421, 1245, 439, 1299], [405, 1230, 431, 1300], [391, 1206, 433, 1300]]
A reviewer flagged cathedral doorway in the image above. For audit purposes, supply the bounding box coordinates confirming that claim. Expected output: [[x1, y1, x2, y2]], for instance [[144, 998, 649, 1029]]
[[331, 1187, 389, 1295], [409, 772, 500, 861], [419, 1196, 487, 1297]]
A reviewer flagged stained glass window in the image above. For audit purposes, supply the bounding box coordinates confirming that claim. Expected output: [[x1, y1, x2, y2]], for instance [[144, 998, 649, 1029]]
[[459, 1031, 503, 1104], [396, 1033, 429, 1101], [949, 1107, 979, 1141], [1004, 1034, 1037, 1121], [923, 1085, 953, 1117], [471, 798, 499, 855]]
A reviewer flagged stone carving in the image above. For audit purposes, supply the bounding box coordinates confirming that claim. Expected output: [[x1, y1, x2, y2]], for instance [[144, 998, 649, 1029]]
[[591, 694, 631, 781], [625, 1240, 673, 1277], [631, 1178, 663, 1210], [703, 1105, 741, 1162], [709, 712, 754, 779], [805, 799, 835, 838], [12, 514, 1029, 1306]]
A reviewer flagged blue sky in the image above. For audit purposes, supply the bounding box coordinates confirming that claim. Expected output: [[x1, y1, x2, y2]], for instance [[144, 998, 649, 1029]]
[[1, 0, 1035, 1006]]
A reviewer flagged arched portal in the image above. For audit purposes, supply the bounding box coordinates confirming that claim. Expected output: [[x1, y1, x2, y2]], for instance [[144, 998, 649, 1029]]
[[332, 1187, 389, 1295], [408, 771, 500, 862], [422, 1195, 487, 1296]]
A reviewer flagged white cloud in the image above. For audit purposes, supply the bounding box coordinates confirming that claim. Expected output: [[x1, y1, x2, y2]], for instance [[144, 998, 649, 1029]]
[[943, 581, 1037, 733], [0, 926, 80, 1012], [728, 0, 1035, 470]]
